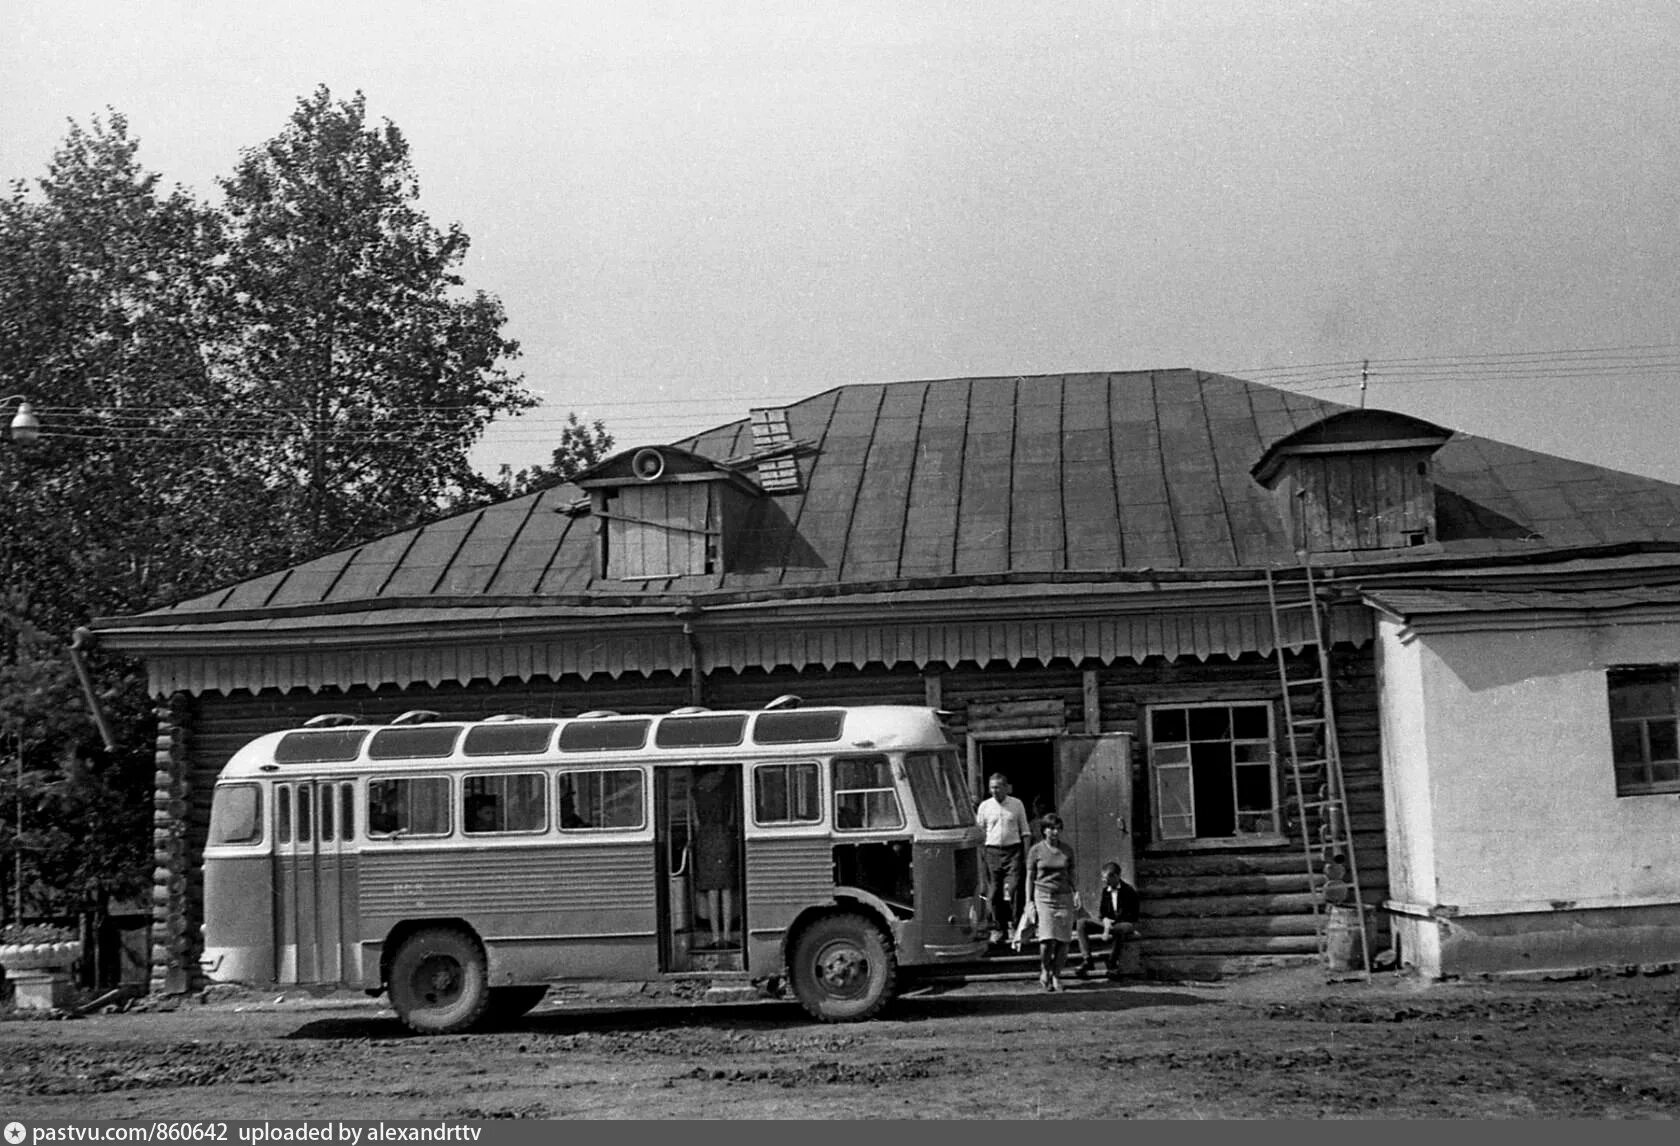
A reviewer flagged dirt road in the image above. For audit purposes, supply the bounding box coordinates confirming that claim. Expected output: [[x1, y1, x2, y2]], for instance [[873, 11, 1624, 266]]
[[4, 968, 1679, 1119]]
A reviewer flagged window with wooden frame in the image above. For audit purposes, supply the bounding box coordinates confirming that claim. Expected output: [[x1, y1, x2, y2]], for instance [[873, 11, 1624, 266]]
[[1607, 665, 1680, 796], [1147, 702, 1279, 842]]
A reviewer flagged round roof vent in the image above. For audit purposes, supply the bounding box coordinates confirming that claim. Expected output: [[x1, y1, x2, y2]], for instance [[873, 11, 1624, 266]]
[[631, 447, 666, 481]]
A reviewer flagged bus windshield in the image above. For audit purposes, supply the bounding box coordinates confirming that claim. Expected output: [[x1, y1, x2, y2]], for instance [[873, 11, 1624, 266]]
[[208, 783, 264, 845], [904, 749, 970, 829]]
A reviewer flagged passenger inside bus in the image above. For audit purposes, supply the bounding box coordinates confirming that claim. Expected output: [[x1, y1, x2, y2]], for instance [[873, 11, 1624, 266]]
[[558, 786, 587, 829], [466, 795, 499, 833], [690, 766, 739, 948]]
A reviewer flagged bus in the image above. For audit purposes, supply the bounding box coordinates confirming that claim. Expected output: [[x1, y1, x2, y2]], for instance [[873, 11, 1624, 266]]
[[200, 699, 989, 1033]]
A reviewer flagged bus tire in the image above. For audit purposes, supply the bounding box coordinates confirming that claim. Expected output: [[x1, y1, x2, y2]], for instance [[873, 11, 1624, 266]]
[[388, 927, 489, 1035], [475, 986, 549, 1029], [789, 913, 896, 1023]]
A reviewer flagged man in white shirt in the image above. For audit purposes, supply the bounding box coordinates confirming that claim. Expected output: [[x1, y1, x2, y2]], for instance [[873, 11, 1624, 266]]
[[975, 772, 1030, 945]]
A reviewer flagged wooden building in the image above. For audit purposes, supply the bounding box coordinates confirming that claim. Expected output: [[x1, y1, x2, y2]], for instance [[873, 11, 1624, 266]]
[[87, 369, 1680, 990]]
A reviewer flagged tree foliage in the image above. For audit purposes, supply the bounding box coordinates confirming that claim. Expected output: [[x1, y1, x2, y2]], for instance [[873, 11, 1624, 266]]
[[493, 412, 616, 496], [0, 91, 594, 923], [219, 87, 534, 549]]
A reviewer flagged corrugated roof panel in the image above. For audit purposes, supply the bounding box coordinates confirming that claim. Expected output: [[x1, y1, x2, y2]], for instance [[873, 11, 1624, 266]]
[[780, 386, 882, 586], [841, 381, 923, 581], [1200, 372, 1287, 565], [266, 548, 356, 608], [1009, 375, 1065, 572], [899, 378, 969, 577], [1245, 382, 1314, 454], [322, 533, 420, 603], [681, 417, 747, 460], [1060, 373, 1122, 569], [1110, 374, 1180, 567], [381, 512, 483, 598], [953, 379, 1016, 575], [536, 514, 599, 594], [218, 568, 291, 611], [1156, 378, 1238, 567], [441, 496, 541, 596], [485, 487, 574, 595]]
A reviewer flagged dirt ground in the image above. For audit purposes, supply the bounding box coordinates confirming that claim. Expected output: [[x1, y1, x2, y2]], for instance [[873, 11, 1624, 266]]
[[3, 966, 1679, 1120]]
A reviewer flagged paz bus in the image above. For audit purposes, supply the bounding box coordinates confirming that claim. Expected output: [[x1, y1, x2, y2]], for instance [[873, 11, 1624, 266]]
[[201, 700, 989, 1033]]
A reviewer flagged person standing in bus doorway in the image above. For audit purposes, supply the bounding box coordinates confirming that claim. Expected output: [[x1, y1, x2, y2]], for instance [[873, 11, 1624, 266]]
[[976, 773, 1029, 946], [1026, 812, 1078, 992], [690, 767, 740, 948]]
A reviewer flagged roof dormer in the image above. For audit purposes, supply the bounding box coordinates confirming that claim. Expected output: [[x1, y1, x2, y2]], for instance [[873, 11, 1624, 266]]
[[572, 446, 764, 579], [1251, 410, 1452, 553]]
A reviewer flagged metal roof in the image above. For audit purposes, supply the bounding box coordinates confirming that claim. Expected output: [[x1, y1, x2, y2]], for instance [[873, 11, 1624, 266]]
[[96, 368, 1680, 631], [1364, 584, 1680, 621]]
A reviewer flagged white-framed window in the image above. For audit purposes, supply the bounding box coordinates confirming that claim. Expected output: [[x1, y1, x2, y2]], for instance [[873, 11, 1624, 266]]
[[1147, 702, 1278, 841], [1607, 665, 1680, 796], [753, 761, 821, 825], [832, 754, 904, 831], [463, 772, 549, 834], [367, 776, 452, 837], [558, 768, 646, 830]]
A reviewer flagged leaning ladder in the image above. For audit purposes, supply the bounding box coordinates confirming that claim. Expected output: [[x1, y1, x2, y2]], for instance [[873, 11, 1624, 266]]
[[1265, 563, 1373, 976]]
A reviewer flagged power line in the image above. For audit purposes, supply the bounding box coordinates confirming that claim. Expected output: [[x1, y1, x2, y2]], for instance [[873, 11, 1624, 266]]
[[13, 343, 1680, 445]]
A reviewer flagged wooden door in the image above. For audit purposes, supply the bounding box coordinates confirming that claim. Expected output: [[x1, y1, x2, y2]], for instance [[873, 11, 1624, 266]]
[[1055, 733, 1134, 910]]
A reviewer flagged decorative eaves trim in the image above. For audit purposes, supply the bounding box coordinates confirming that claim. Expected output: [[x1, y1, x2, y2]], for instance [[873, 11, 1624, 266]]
[[136, 604, 1373, 697]]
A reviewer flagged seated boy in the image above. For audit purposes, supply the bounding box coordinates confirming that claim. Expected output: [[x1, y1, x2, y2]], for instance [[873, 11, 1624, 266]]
[[1075, 861, 1140, 979]]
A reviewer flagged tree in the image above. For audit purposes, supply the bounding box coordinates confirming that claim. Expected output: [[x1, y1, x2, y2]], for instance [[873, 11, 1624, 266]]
[[0, 112, 253, 924], [218, 86, 534, 553], [493, 412, 616, 497], [0, 98, 598, 927]]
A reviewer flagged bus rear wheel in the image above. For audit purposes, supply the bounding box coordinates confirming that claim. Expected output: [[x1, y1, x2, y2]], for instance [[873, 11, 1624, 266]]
[[789, 913, 896, 1022], [388, 927, 489, 1035]]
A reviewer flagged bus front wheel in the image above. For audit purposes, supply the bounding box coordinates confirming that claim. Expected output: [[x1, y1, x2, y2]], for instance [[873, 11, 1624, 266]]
[[789, 913, 896, 1022], [388, 927, 489, 1035]]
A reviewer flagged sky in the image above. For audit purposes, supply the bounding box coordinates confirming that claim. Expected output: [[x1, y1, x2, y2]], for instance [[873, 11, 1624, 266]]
[[3, 2, 1678, 482]]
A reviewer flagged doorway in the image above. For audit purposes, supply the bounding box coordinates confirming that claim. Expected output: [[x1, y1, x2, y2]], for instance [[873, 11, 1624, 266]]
[[976, 738, 1057, 827], [656, 764, 745, 973]]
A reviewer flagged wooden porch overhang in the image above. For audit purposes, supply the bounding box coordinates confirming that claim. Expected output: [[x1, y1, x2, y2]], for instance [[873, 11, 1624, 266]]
[[89, 582, 1374, 697]]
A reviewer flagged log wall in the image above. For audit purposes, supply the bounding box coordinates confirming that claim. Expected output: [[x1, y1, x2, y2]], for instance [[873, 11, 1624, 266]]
[[157, 644, 1386, 988]]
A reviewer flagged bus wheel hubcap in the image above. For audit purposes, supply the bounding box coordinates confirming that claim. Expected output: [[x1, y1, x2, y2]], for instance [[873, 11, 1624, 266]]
[[816, 944, 867, 995], [418, 957, 461, 1002]]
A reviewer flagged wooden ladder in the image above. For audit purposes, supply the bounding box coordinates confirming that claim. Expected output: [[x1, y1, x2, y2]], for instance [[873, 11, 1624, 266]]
[[1265, 563, 1372, 977]]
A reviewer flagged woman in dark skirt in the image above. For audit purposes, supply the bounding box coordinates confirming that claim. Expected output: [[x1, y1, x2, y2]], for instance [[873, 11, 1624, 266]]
[[690, 767, 740, 947]]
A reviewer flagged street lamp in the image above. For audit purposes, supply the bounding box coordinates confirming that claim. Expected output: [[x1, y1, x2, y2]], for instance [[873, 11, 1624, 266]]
[[2, 396, 37, 924], [4, 396, 40, 445]]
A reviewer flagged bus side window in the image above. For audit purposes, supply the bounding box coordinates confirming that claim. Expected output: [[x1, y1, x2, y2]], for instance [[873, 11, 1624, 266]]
[[464, 773, 547, 834], [277, 786, 293, 844], [341, 784, 355, 841], [320, 784, 335, 843], [367, 777, 451, 837], [754, 761, 821, 825], [832, 755, 904, 831], [559, 769, 643, 830], [296, 784, 313, 843]]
